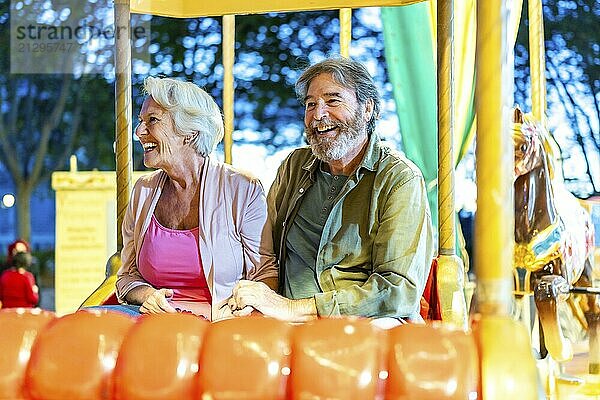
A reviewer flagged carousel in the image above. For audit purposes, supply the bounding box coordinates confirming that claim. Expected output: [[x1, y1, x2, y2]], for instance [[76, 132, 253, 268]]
[[0, 0, 598, 399]]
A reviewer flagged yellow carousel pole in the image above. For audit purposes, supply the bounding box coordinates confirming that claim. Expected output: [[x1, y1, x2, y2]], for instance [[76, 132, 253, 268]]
[[339, 8, 352, 57], [114, 0, 133, 250], [222, 15, 235, 164], [528, 0, 559, 176], [528, 0, 546, 124], [474, 0, 537, 398], [436, 0, 467, 330]]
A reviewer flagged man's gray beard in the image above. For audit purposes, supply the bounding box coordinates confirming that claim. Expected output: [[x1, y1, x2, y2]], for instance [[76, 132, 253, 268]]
[[305, 117, 366, 163]]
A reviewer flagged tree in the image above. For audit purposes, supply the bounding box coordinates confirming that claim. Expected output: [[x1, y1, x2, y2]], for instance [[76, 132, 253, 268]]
[[1, 3, 393, 241], [142, 10, 394, 153], [514, 0, 600, 198], [0, 0, 117, 241], [4, 0, 596, 242]]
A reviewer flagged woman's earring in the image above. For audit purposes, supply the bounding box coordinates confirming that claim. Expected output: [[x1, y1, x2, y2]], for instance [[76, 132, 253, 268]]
[[185, 132, 199, 145]]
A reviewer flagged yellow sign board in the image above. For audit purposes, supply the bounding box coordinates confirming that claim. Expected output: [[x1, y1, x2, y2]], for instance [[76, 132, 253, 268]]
[[51, 170, 147, 315]]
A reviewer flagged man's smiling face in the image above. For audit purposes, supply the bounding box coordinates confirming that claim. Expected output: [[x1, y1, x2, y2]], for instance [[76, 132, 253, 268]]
[[303, 73, 369, 163]]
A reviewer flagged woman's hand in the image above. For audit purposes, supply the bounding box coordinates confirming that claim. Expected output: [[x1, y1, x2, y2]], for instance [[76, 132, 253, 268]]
[[139, 288, 177, 314]]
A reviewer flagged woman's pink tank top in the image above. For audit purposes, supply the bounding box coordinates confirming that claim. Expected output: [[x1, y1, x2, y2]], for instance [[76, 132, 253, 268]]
[[138, 214, 211, 317]]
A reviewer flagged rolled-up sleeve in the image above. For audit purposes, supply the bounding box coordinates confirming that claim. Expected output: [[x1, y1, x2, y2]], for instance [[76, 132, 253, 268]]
[[314, 174, 434, 318]]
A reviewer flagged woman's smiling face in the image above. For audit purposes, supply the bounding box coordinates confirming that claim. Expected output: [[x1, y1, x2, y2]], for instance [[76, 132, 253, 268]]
[[135, 97, 183, 169]]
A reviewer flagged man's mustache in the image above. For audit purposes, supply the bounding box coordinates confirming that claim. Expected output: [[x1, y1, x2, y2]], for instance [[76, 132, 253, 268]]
[[308, 119, 345, 132]]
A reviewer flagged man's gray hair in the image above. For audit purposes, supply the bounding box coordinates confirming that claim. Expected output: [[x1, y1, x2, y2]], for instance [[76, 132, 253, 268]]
[[295, 57, 381, 136], [143, 77, 224, 157]]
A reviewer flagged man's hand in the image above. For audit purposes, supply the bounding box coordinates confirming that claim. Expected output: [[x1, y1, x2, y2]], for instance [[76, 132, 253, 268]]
[[139, 288, 177, 314], [229, 280, 318, 322], [229, 280, 292, 320]]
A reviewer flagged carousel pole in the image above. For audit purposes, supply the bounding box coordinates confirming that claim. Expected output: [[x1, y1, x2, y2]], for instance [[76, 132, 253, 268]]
[[474, 0, 538, 398], [222, 15, 235, 164], [475, 0, 514, 320], [114, 0, 133, 251], [528, 0, 559, 173], [436, 0, 467, 330], [528, 0, 546, 124], [339, 8, 352, 57]]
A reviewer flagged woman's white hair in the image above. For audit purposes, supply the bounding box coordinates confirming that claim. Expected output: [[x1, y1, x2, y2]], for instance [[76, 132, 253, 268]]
[[143, 77, 224, 156]]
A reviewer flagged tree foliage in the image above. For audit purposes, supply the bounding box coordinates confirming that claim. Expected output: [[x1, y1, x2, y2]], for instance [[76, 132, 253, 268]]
[[0, 2, 391, 240], [514, 0, 599, 198], [0, 0, 598, 243], [141, 10, 392, 154], [0, 0, 117, 240]]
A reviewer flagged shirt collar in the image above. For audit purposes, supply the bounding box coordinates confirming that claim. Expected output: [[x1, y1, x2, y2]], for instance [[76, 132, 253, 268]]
[[358, 133, 381, 172]]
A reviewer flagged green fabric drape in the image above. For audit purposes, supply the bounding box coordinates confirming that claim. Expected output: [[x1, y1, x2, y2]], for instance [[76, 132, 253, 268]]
[[382, 3, 439, 226], [381, 3, 477, 230]]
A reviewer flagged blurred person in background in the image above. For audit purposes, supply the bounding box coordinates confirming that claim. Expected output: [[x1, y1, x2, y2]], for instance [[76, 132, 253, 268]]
[[0, 239, 39, 309]]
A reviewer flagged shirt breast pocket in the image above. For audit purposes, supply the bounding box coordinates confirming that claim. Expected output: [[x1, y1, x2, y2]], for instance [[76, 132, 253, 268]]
[[327, 264, 371, 289]]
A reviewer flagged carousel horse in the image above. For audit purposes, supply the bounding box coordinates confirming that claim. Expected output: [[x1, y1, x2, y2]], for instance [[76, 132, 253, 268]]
[[512, 107, 598, 367]]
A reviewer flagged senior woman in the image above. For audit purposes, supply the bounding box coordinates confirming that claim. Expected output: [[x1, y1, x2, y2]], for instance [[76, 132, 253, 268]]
[[112, 77, 277, 320]]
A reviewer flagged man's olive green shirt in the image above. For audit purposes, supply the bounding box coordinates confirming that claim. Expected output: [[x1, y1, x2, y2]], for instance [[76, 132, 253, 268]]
[[267, 134, 434, 320]]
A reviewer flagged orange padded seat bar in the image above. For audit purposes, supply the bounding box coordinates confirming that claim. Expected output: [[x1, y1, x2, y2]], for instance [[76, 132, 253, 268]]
[[386, 323, 480, 399], [290, 318, 387, 400], [198, 317, 293, 400], [113, 313, 209, 400], [0, 309, 56, 400], [24, 310, 135, 400]]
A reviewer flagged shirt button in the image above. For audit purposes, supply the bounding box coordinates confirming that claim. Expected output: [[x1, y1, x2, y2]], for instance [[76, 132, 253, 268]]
[[299, 188, 304, 194], [331, 187, 336, 191], [334, 176, 339, 180], [328, 196, 333, 200]]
